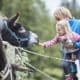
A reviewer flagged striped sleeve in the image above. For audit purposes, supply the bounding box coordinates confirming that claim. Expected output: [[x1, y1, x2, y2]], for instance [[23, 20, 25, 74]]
[[43, 36, 59, 48]]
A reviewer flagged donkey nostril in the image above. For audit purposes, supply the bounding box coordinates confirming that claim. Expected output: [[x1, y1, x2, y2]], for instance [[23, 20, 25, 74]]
[[34, 38, 39, 45], [36, 38, 39, 44]]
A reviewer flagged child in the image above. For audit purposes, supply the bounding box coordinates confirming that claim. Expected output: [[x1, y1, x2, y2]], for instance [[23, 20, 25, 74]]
[[40, 20, 80, 79], [40, 20, 80, 52], [53, 7, 80, 80]]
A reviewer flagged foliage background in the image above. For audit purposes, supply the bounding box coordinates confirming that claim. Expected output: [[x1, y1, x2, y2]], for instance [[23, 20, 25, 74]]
[[0, 0, 80, 80]]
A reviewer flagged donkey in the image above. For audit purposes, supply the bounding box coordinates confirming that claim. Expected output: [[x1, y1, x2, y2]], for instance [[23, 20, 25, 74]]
[[0, 13, 39, 80], [1, 12, 39, 47]]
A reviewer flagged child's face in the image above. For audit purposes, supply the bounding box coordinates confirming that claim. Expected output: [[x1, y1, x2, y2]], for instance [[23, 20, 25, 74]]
[[55, 14, 65, 22], [57, 28, 66, 36]]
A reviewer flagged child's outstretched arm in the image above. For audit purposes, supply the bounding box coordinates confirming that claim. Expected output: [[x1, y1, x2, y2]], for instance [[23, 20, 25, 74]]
[[39, 36, 59, 48]]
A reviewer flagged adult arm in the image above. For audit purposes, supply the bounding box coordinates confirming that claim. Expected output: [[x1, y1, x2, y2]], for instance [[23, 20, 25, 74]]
[[73, 23, 80, 48]]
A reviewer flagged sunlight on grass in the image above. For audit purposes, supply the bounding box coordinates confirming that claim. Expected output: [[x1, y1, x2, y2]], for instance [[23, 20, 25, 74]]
[[44, 68, 63, 79], [52, 68, 63, 77]]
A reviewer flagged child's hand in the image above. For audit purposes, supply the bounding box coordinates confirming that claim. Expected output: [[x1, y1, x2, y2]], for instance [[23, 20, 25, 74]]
[[39, 43, 44, 46]]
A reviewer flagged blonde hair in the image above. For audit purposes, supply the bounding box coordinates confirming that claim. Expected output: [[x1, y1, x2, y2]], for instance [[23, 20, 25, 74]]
[[54, 7, 72, 19], [56, 20, 72, 34]]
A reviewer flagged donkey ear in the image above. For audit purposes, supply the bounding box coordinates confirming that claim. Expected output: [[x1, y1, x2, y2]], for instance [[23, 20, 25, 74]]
[[16, 12, 20, 17], [9, 12, 20, 25]]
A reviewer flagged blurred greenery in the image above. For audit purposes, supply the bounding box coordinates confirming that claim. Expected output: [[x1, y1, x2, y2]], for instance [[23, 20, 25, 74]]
[[0, 0, 80, 80]]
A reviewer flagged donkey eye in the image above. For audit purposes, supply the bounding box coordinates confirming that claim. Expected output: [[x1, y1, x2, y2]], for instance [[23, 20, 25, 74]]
[[18, 27, 26, 33]]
